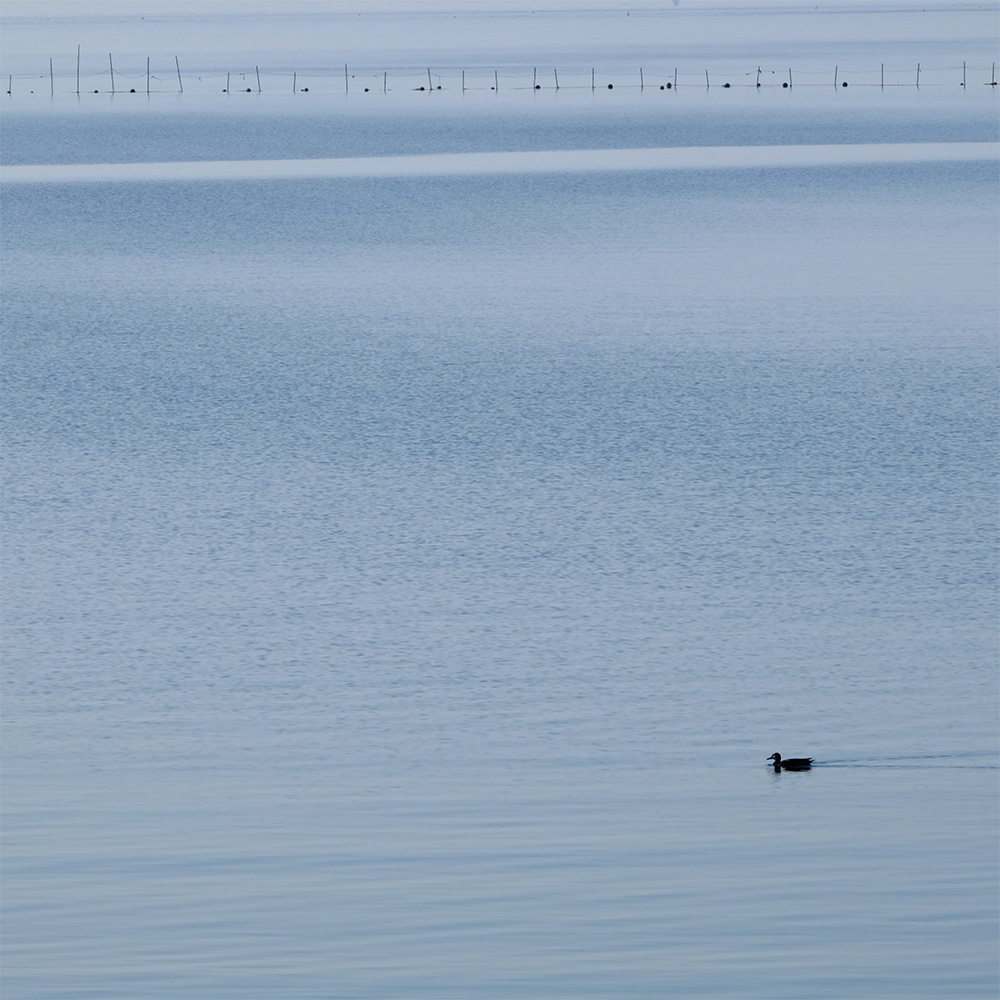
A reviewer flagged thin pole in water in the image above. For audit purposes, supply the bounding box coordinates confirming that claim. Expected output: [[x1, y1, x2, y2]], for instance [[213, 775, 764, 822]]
[[345, 64, 349, 93], [705, 69, 709, 88], [384, 71, 387, 93], [50, 57, 54, 96], [592, 68, 595, 91], [293, 72, 296, 93], [674, 67, 677, 88], [962, 61, 966, 87], [175, 56, 183, 93], [881, 62, 884, 89], [256, 65, 261, 92], [427, 68, 433, 90], [109, 53, 115, 94], [757, 65, 761, 88], [916, 63, 920, 87], [834, 65, 838, 88], [76, 44, 80, 94], [7, 74, 11, 95], [494, 69, 498, 91], [462, 69, 465, 92], [533, 67, 537, 89], [554, 68, 559, 90], [226, 72, 230, 93], [146, 56, 150, 95], [640, 67, 644, 90], [788, 67, 792, 88]]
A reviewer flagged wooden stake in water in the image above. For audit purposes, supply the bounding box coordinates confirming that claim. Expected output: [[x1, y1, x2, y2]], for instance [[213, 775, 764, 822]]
[[462, 70, 465, 93], [50, 57, 54, 96], [834, 65, 838, 88], [640, 67, 644, 91], [226, 72, 230, 93], [256, 65, 261, 92], [427, 68, 433, 90], [592, 68, 595, 91], [146, 56, 150, 95], [756, 65, 761, 88], [963, 61, 966, 87], [533, 67, 537, 89], [705, 69, 709, 88], [345, 64, 349, 93], [109, 53, 115, 94], [554, 68, 559, 90], [384, 71, 387, 93], [494, 69, 498, 91], [76, 44, 80, 94], [788, 67, 792, 88], [881, 62, 884, 89], [916, 63, 920, 88], [674, 67, 678, 88], [175, 56, 183, 93]]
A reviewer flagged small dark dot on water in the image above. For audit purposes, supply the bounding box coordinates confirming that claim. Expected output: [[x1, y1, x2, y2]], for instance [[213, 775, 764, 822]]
[[660, 85, 664, 90], [130, 88, 135, 93], [302, 87, 308, 92], [783, 82, 788, 88], [94, 89, 99, 93], [723, 83, 730, 88], [222, 88, 227, 92], [246, 88, 251, 92], [607, 83, 613, 89], [436, 85, 441, 90], [364, 87, 369, 92], [842, 80, 848, 87], [418, 86, 425, 91], [666, 82, 672, 89], [534, 84, 540, 90]]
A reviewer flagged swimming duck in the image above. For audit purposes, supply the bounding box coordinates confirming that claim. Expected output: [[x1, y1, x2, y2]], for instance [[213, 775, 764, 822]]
[[768, 753, 813, 770]]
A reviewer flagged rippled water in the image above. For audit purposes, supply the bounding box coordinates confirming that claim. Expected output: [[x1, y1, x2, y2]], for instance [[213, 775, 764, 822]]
[[2, 7, 998, 999]]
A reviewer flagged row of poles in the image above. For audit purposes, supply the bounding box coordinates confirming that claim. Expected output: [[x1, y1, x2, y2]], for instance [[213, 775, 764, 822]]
[[5, 49, 999, 96]]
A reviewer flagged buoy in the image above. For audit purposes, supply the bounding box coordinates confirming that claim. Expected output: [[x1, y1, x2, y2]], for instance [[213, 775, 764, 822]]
[[782, 82, 788, 88], [607, 83, 613, 89], [723, 82, 730, 88], [842, 80, 848, 87], [666, 82, 672, 89]]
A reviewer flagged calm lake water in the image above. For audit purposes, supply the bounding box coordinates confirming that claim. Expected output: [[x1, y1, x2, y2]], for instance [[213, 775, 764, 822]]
[[2, 7, 998, 997]]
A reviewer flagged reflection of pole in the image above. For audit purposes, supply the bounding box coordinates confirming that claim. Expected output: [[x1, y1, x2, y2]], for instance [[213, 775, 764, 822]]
[[175, 56, 183, 93]]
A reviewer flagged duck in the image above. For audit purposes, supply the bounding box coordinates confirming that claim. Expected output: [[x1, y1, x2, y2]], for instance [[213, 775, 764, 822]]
[[768, 753, 813, 770]]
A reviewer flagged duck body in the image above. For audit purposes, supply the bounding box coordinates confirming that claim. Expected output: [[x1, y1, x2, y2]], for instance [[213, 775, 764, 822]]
[[768, 753, 813, 770]]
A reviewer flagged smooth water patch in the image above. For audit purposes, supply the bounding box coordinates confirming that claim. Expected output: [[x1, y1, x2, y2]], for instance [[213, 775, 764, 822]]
[[2, 141, 996, 183]]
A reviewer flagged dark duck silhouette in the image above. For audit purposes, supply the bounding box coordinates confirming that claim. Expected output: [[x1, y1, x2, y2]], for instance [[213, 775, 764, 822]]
[[768, 753, 813, 770]]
